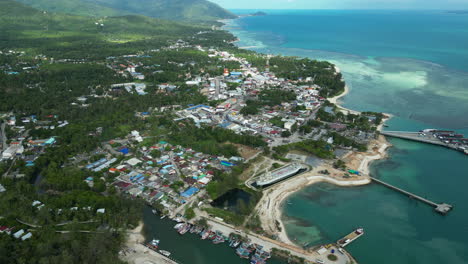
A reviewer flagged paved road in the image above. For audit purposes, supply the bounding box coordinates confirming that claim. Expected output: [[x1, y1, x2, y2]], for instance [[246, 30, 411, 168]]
[[1, 122, 7, 151], [203, 217, 351, 264]]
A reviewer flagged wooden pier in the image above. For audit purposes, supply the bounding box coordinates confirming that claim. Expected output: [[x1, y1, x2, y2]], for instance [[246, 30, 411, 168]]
[[371, 177, 453, 214]]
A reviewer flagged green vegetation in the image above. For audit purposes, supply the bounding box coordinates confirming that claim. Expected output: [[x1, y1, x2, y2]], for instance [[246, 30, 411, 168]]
[[273, 139, 335, 159], [328, 132, 368, 151], [185, 207, 195, 220], [269, 116, 285, 127], [328, 254, 338, 261], [15, 0, 236, 22], [0, 1, 207, 59], [167, 124, 267, 157]]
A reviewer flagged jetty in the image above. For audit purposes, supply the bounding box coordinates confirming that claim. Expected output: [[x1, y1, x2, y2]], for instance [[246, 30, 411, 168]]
[[371, 177, 453, 214], [337, 228, 364, 248], [381, 131, 447, 146], [380, 130, 468, 155]]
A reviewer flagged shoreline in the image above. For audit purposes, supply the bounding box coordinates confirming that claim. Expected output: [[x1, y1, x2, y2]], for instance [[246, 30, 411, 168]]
[[221, 15, 394, 261], [121, 222, 178, 264]]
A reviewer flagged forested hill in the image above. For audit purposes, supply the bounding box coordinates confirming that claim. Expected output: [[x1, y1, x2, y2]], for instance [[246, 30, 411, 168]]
[[13, 0, 237, 21], [0, 0, 207, 59]]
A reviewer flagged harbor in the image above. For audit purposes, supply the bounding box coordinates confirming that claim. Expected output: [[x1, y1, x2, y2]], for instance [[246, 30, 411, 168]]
[[381, 129, 468, 155], [139, 207, 353, 264]]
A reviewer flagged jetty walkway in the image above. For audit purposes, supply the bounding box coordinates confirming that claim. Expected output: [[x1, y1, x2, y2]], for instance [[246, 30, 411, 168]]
[[370, 177, 453, 214]]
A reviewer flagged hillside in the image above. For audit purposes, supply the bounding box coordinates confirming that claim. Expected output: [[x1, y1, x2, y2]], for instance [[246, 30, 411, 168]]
[[0, 0, 206, 58], [14, 0, 237, 21]]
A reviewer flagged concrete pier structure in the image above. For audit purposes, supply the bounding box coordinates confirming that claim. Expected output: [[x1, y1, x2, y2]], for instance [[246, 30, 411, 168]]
[[371, 177, 453, 215]]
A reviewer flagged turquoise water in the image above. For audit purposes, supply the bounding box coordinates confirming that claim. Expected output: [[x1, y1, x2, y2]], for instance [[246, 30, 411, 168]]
[[225, 10, 468, 264]]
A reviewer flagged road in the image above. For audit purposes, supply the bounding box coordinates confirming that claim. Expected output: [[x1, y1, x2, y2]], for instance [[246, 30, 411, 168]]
[[1, 122, 7, 151], [202, 217, 351, 264]]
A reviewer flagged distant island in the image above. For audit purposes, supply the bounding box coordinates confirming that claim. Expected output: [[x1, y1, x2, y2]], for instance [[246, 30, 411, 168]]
[[447, 10, 468, 14], [251, 11, 267, 16]]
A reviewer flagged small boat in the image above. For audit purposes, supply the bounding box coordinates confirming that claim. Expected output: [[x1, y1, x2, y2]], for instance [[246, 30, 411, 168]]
[[355, 228, 364, 235], [152, 209, 157, 214], [159, 250, 171, 257], [146, 239, 160, 250], [232, 240, 241, 248], [173, 223, 184, 230], [178, 224, 190, 235], [201, 230, 210, 240], [212, 235, 225, 244], [160, 215, 166, 219]]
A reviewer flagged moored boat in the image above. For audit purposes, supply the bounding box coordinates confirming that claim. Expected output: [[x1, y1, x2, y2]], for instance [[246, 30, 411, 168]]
[[159, 250, 171, 257], [146, 239, 160, 250]]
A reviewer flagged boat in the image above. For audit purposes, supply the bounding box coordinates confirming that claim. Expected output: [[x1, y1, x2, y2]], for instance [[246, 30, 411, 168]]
[[146, 239, 160, 250], [189, 225, 197, 233], [232, 240, 241, 248], [207, 231, 216, 240], [236, 246, 250, 259], [212, 235, 225, 244], [201, 230, 210, 240], [355, 228, 364, 235], [173, 223, 184, 230], [178, 224, 190, 235], [152, 209, 157, 214], [160, 215, 166, 219], [159, 250, 171, 257]]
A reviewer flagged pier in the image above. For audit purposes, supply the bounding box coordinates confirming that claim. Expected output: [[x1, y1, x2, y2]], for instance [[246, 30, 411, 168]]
[[381, 131, 448, 146], [381, 131, 467, 155], [371, 177, 453, 214]]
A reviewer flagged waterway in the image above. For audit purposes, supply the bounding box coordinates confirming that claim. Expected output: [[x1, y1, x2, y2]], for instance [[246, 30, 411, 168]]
[[141, 10, 468, 264], [142, 207, 286, 264], [224, 9, 468, 264]]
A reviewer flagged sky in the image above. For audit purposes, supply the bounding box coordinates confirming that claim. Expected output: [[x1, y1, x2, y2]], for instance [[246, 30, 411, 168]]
[[209, 0, 468, 10]]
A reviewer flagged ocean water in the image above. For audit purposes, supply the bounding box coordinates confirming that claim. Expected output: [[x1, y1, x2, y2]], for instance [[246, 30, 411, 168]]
[[224, 10, 468, 264]]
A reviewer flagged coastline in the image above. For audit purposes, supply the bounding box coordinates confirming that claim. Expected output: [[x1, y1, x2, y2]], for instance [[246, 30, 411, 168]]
[[219, 15, 394, 260], [121, 222, 178, 264], [255, 135, 391, 247]]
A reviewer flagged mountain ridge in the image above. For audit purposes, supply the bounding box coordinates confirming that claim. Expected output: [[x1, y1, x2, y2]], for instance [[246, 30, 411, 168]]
[[13, 0, 237, 21]]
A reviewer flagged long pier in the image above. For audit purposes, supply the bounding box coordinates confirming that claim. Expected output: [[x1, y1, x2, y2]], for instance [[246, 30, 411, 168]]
[[381, 131, 468, 156], [370, 177, 453, 214], [381, 131, 448, 146]]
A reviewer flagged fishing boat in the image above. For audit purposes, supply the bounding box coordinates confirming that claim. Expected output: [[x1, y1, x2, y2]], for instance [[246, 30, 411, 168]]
[[152, 209, 157, 214], [189, 225, 197, 233], [173, 223, 184, 230], [213, 236, 225, 244], [236, 246, 250, 259], [160, 215, 166, 220], [159, 250, 171, 257], [232, 239, 241, 248], [207, 231, 216, 240], [146, 239, 160, 250], [201, 230, 210, 240], [178, 224, 190, 235]]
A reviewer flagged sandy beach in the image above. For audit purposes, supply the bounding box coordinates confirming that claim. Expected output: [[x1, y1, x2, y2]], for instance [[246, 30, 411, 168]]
[[255, 80, 393, 246], [120, 222, 177, 264]]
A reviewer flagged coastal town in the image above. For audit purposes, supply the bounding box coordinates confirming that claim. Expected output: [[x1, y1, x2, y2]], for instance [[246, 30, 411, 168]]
[[1, 8, 467, 264], [0, 37, 392, 264]]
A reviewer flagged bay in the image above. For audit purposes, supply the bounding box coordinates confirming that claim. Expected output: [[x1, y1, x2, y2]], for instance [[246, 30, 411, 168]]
[[225, 9, 468, 264]]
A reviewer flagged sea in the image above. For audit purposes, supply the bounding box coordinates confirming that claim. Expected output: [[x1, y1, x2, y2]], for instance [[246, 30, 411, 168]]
[[142, 10, 468, 264]]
